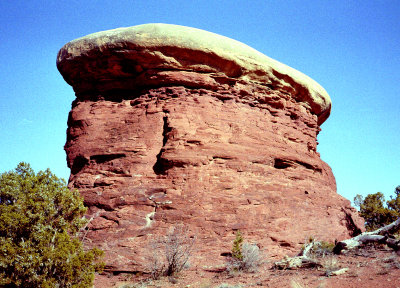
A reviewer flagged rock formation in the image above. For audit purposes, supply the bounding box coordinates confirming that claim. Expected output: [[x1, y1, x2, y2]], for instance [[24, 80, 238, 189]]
[[57, 23, 364, 273]]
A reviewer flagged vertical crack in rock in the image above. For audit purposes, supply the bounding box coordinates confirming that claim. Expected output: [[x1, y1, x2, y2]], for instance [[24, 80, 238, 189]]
[[153, 113, 172, 175]]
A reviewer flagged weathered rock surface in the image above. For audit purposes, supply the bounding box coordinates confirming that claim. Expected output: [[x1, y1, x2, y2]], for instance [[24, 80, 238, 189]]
[[57, 23, 364, 273]]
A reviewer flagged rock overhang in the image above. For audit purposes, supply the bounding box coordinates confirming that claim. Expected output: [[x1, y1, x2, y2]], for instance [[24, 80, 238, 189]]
[[57, 23, 332, 125]]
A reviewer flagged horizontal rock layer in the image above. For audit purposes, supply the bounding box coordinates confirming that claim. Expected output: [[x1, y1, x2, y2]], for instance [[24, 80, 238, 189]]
[[58, 24, 364, 273], [57, 23, 331, 125]]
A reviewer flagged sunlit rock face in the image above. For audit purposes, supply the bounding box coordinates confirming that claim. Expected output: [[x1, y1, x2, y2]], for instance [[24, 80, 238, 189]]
[[57, 23, 364, 272]]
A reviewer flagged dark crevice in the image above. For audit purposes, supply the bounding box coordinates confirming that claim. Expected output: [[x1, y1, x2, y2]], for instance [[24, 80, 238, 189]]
[[100, 215, 119, 224], [266, 83, 276, 90], [274, 158, 322, 173], [211, 75, 237, 86], [159, 205, 176, 210], [161, 115, 172, 146], [214, 94, 235, 101], [342, 208, 363, 237], [120, 59, 142, 75], [71, 155, 89, 174], [186, 140, 202, 144], [213, 155, 235, 160], [67, 112, 87, 128], [295, 160, 313, 170], [102, 91, 140, 102], [76, 88, 143, 102], [111, 270, 142, 275], [295, 160, 322, 173], [290, 112, 299, 120], [86, 202, 115, 212], [93, 180, 113, 187], [274, 158, 293, 169], [153, 114, 172, 175], [279, 241, 293, 247], [90, 153, 126, 164]]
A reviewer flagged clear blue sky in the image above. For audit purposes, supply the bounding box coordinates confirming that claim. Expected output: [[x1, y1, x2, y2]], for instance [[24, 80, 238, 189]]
[[1, 1, 399, 203]]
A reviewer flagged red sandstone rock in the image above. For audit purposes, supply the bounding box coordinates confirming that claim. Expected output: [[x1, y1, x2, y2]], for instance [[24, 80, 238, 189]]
[[57, 24, 364, 274]]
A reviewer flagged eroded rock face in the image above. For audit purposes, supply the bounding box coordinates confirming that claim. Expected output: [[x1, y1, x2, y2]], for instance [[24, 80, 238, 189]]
[[57, 24, 364, 272]]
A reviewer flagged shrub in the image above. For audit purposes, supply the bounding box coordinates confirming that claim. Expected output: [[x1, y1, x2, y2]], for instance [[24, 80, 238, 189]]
[[239, 242, 262, 272], [231, 230, 243, 261], [228, 231, 263, 273], [148, 224, 195, 279], [321, 256, 339, 276], [0, 163, 103, 288], [301, 237, 335, 257], [314, 241, 335, 257]]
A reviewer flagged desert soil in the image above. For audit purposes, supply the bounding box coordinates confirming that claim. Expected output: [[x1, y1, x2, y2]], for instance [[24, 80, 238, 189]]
[[94, 246, 400, 288]]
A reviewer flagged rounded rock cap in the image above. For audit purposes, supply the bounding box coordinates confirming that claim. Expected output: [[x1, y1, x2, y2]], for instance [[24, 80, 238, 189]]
[[57, 23, 331, 124]]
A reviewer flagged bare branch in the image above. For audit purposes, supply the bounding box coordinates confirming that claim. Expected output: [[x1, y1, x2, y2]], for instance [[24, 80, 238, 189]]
[[334, 217, 400, 254]]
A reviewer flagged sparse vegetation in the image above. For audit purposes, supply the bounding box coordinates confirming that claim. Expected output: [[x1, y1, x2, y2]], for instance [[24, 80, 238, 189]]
[[119, 282, 150, 288], [216, 284, 243, 288], [275, 238, 336, 270], [147, 224, 195, 279], [227, 231, 263, 273], [240, 242, 263, 272], [302, 237, 335, 257], [381, 255, 400, 270], [321, 256, 340, 276], [354, 186, 400, 231], [0, 163, 103, 288], [6, 162, 397, 287]]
